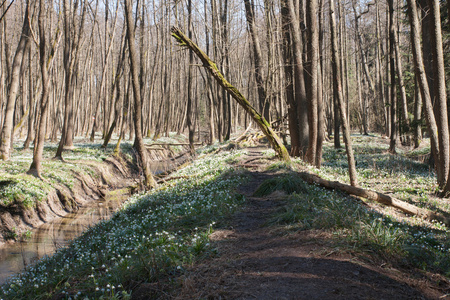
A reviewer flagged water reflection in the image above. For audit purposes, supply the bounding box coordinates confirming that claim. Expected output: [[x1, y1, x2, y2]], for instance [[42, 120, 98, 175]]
[[0, 152, 189, 285], [0, 190, 127, 284]]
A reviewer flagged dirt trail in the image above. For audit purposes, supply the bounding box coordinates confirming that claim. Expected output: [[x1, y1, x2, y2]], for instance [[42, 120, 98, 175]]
[[170, 148, 446, 300]]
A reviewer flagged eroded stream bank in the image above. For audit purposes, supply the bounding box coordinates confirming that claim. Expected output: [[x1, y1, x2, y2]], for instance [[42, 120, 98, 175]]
[[0, 148, 191, 284], [0, 188, 130, 284]]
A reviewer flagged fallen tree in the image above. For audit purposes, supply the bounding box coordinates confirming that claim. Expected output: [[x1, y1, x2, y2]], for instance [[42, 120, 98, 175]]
[[171, 27, 290, 162], [296, 171, 450, 226]]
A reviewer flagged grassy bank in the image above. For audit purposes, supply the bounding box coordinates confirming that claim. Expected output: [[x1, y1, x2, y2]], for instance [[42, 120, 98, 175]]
[[1, 134, 449, 299], [262, 135, 450, 278], [0, 134, 186, 212], [0, 148, 248, 299]]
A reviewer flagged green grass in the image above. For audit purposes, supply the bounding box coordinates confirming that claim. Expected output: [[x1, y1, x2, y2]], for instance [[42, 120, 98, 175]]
[[0, 134, 188, 210], [0, 149, 249, 299], [265, 166, 450, 279]]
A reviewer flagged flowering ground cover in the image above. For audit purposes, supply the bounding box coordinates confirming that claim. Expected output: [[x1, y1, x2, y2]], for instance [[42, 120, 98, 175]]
[[0, 134, 185, 210], [0, 148, 249, 299], [1, 134, 449, 299]]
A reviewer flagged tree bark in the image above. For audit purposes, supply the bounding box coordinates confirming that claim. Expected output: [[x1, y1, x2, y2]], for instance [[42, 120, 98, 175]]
[[329, 0, 358, 187], [171, 27, 290, 162], [28, 0, 50, 177], [124, 0, 156, 189], [388, 0, 397, 154], [0, 0, 32, 160], [243, 0, 269, 122], [406, 0, 440, 188]]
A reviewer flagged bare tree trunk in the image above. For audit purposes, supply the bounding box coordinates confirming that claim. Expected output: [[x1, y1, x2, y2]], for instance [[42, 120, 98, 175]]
[[413, 76, 422, 148], [388, 0, 397, 154], [427, 0, 449, 188], [0, 0, 31, 160], [124, 0, 156, 189], [305, 0, 319, 165], [287, 0, 308, 157], [28, 0, 50, 177], [329, 0, 358, 187], [186, 0, 195, 155], [171, 27, 290, 161], [406, 0, 440, 187], [244, 0, 269, 122], [280, 0, 301, 157]]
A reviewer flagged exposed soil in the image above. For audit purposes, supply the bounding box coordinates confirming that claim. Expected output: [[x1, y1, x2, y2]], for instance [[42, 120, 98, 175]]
[[134, 147, 449, 300], [0, 147, 188, 246]]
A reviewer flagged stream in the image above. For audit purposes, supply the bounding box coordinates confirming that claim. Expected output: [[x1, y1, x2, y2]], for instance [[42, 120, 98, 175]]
[[0, 157, 185, 285], [0, 189, 128, 284]]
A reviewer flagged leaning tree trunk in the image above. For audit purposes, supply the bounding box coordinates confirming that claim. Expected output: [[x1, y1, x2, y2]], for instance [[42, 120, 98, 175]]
[[171, 27, 290, 162], [124, 0, 156, 189], [329, 0, 358, 187], [406, 0, 441, 190]]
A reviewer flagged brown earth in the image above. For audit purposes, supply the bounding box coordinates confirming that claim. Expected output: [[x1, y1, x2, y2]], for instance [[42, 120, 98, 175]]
[[133, 147, 449, 300], [0, 154, 137, 245], [0, 147, 188, 246]]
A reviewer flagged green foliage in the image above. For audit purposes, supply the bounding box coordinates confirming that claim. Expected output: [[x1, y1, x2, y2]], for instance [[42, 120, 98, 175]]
[[253, 174, 309, 197], [0, 150, 249, 299]]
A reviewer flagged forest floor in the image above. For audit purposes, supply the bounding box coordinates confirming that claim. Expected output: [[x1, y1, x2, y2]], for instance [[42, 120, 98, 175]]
[[160, 147, 450, 300], [1, 134, 450, 299]]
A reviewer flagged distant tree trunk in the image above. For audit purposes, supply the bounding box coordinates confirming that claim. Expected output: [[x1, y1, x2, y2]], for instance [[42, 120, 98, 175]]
[[186, 0, 195, 155], [413, 76, 422, 148], [55, 0, 86, 158], [28, 0, 50, 177], [0, 1, 31, 160], [388, 0, 397, 154], [305, 0, 319, 165], [244, 0, 269, 122], [124, 0, 156, 189], [171, 27, 290, 161], [329, 0, 358, 187]]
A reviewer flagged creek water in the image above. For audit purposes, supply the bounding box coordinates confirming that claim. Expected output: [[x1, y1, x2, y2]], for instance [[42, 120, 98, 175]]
[[0, 190, 129, 285], [0, 158, 183, 285]]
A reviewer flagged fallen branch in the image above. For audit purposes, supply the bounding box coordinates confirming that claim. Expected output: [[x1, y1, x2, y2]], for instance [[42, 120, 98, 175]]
[[235, 122, 253, 143], [296, 171, 450, 226]]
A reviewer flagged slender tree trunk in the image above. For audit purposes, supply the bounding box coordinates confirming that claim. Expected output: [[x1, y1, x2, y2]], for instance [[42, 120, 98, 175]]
[[124, 0, 156, 189], [388, 0, 397, 154], [243, 0, 269, 122], [186, 0, 195, 155], [413, 76, 422, 148], [329, 0, 358, 187], [406, 0, 440, 187], [427, 0, 449, 188], [305, 0, 319, 165], [0, 1, 31, 160], [28, 0, 50, 177]]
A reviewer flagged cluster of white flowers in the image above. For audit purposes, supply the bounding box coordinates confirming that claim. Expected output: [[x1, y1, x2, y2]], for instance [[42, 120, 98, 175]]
[[0, 149, 248, 299]]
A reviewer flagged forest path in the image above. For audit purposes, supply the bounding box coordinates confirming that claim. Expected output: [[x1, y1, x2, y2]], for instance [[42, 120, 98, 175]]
[[138, 147, 445, 299]]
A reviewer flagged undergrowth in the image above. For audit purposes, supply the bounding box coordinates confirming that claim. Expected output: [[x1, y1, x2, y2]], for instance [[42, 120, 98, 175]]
[[0, 149, 248, 299], [262, 173, 450, 278]]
